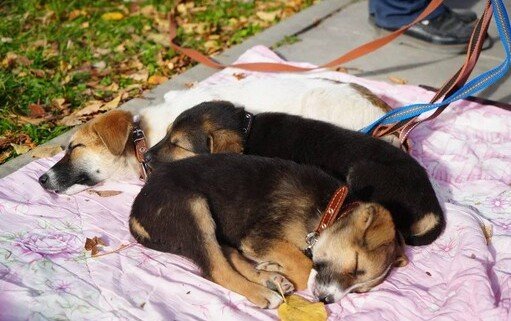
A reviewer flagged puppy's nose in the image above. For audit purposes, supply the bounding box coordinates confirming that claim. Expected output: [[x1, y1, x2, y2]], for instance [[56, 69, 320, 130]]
[[143, 151, 153, 163], [38, 174, 49, 187], [318, 294, 334, 304]]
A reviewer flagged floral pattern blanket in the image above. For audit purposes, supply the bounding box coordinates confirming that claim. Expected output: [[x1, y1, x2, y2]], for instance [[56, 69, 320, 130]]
[[0, 46, 510, 321]]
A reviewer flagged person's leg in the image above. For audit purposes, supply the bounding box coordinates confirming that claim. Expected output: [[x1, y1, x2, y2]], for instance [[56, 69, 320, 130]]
[[368, 0, 489, 49], [369, 0, 445, 29]]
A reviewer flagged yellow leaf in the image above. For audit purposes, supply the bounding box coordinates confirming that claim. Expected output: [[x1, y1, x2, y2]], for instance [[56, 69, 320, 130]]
[[11, 144, 30, 155], [256, 10, 281, 22], [147, 75, 168, 85], [101, 12, 124, 21], [204, 40, 219, 50], [388, 76, 407, 85], [87, 190, 122, 197], [52, 98, 66, 109], [278, 295, 327, 321], [140, 5, 156, 17], [147, 33, 169, 47], [176, 3, 188, 14], [31, 145, 63, 159], [101, 94, 122, 111]]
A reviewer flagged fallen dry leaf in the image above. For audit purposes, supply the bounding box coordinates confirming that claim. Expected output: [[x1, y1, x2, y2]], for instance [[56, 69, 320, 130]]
[[388, 76, 408, 85], [481, 224, 493, 245], [58, 100, 104, 126], [32, 69, 46, 77], [176, 3, 188, 14], [147, 75, 168, 85], [233, 73, 247, 80], [101, 94, 122, 111], [147, 33, 170, 47], [11, 143, 30, 155], [184, 81, 197, 88], [101, 12, 124, 21], [28, 103, 46, 118], [95, 48, 111, 55], [68, 9, 86, 20], [104, 82, 119, 91], [278, 295, 327, 321], [84, 236, 107, 256], [203, 40, 219, 50], [140, 5, 157, 17], [17, 116, 47, 125], [256, 10, 281, 22], [87, 190, 123, 197], [128, 69, 149, 82], [31, 145, 63, 158], [2, 52, 17, 68], [52, 98, 66, 110], [17, 56, 31, 66], [33, 39, 47, 48], [0, 151, 11, 163], [93, 61, 106, 70]]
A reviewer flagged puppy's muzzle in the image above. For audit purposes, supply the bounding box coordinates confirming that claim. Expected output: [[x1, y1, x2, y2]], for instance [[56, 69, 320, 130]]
[[38, 173, 50, 188]]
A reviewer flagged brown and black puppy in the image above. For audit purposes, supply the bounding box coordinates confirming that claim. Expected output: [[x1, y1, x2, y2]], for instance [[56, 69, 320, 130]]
[[144, 101, 445, 246], [130, 154, 408, 308]]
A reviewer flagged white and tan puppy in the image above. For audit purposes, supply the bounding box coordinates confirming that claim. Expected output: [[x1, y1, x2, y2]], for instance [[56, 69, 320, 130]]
[[38, 77, 394, 194]]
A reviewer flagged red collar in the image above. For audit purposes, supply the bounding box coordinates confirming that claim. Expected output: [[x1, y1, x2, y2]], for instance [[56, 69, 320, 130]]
[[305, 186, 358, 257], [132, 115, 149, 180]]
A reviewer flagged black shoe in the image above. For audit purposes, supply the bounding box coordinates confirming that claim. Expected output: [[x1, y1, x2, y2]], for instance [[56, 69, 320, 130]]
[[451, 9, 477, 23], [370, 8, 493, 50]]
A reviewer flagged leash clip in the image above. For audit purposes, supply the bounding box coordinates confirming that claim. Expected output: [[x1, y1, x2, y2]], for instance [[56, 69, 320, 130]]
[[306, 231, 318, 247], [304, 231, 318, 258]]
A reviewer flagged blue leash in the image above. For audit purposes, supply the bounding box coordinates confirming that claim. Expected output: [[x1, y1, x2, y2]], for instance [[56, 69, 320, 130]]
[[361, 0, 511, 135]]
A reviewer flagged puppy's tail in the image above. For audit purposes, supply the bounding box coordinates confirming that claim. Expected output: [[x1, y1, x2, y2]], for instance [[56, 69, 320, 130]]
[[406, 209, 445, 246]]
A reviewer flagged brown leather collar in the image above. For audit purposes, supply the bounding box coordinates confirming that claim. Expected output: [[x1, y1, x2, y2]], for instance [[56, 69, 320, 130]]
[[305, 186, 359, 258], [241, 111, 254, 143], [132, 115, 149, 180]]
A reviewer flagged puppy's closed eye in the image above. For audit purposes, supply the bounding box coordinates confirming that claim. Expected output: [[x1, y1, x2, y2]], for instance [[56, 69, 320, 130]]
[[313, 261, 327, 271]]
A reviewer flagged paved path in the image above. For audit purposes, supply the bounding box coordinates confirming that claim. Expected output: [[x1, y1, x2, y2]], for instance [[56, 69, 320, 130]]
[[1, 0, 509, 177]]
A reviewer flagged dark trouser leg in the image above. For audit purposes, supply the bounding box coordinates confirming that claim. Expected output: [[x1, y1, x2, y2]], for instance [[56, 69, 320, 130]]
[[369, 0, 446, 29]]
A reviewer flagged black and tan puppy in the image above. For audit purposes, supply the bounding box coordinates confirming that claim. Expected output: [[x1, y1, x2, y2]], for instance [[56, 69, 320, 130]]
[[144, 101, 445, 246], [130, 154, 407, 308]]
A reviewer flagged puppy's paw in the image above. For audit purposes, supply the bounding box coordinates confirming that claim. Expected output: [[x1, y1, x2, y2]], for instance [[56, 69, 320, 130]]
[[249, 288, 283, 309], [265, 273, 295, 295], [256, 261, 283, 272]]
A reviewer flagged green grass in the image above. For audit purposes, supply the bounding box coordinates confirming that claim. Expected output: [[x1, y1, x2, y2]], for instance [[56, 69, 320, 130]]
[[273, 35, 301, 48], [0, 0, 316, 163]]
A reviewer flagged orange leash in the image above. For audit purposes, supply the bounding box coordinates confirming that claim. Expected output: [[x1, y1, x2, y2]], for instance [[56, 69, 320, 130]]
[[168, 0, 445, 72]]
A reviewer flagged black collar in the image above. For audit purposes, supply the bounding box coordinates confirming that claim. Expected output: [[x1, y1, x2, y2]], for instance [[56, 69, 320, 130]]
[[241, 111, 254, 143]]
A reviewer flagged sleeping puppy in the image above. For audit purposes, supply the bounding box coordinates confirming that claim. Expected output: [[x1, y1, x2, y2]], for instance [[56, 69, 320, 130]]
[[144, 101, 445, 246], [38, 77, 396, 194], [129, 154, 408, 308]]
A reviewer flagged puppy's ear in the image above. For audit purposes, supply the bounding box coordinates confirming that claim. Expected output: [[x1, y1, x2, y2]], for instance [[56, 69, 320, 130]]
[[357, 204, 396, 251], [394, 232, 409, 267], [92, 110, 133, 156], [209, 129, 243, 154]]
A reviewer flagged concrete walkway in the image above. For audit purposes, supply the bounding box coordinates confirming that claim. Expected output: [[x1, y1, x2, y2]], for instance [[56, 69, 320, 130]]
[[1, 0, 509, 177]]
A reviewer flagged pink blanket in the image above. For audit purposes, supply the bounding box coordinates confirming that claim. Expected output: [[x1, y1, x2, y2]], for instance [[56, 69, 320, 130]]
[[1, 46, 509, 321]]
